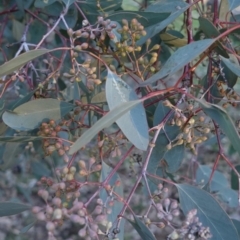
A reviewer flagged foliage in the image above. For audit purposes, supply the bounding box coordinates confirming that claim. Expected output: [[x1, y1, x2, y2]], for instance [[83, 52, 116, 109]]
[[1, 0, 240, 239]]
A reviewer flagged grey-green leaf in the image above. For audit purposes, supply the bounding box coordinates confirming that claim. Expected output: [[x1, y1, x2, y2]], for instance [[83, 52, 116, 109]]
[[220, 55, 240, 77], [196, 165, 228, 192], [200, 100, 240, 157], [20, 220, 37, 234], [100, 162, 124, 240], [146, 0, 188, 13], [69, 99, 143, 154], [0, 143, 22, 171], [136, 5, 190, 46], [177, 184, 239, 239], [227, 0, 240, 10], [140, 39, 215, 86], [127, 215, 157, 240], [106, 70, 149, 151], [0, 136, 41, 142], [0, 49, 52, 77], [2, 99, 74, 131], [0, 202, 31, 216]]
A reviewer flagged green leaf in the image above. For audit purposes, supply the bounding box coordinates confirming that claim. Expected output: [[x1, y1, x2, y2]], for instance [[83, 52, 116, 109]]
[[200, 100, 240, 157], [0, 202, 31, 216], [59, 4, 78, 30], [146, 0, 188, 13], [146, 102, 181, 192], [202, 74, 223, 104], [16, 0, 34, 13], [8, 90, 36, 110], [231, 165, 240, 190], [177, 184, 239, 239], [31, 161, 51, 179], [196, 165, 228, 192], [100, 162, 124, 240], [121, 0, 141, 11], [0, 136, 41, 142], [69, 99, 143, 154], [198, 16, 228, 58], [160, 31, 187, 47], [136, 5, 190, 46], [62, 0, 75, 7], [140, 39, 215, 86], [91, 91, 106, 104], [227, 0, 240, 10], [0, 49, 52, 77], [2, 99, 74, 131], [199, 16, 220, 38], [232, 219, 240, 237], [217, 187, 238, 207], [108, 11, 171, 27], [220, 55, 240, 77], [12, 19, 25, 41], [34, 0, 58, 8], [219, 0, 231, 23], [61, 81, 81, 102], [164, 144, 185, 173], [106, 70, 149, 151], [127, 215, 157, 240], [20, 220, 37, 234], [0, 143, 22, 171]]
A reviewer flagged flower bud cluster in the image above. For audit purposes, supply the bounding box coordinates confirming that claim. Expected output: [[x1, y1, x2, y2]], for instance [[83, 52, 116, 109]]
[[37, 120, 70, 162], [163, 103, 213, 154]]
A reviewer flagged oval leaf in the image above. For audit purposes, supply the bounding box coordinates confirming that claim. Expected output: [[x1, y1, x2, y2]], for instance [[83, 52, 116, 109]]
[[196, 165, 228, 192], [106, 70, 149, 150], [140, 39, 215, 86], [0, 202, 31, 216], [69, 99, 143, 154], [220, 55, 240, 77], [177, 184, 239, 239], [2, 99, 74, 131], [200, 100, 240, 158], [0, 49, 52, 77], [0, 142, 22, 170], [127, 215, 157, 240], [137, 5, 190, 46], [100, 162, 124, 240]]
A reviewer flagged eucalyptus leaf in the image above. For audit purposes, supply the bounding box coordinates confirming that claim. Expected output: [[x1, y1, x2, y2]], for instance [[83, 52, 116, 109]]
[[127, 215, 157, 240], [20, 220, 37, 234], [196, 165, 228, 192], [100, 162, 124, 240], [0, 202, 31, 216], [0, 136, 41, 142], [69, 99, 143, 154], [231, 165, 240, 190], [217, 187, 238, 207], [136, 5, 190, 46], [106, 70, 149, 151], [227, 0, 240, 10], [0, 49, 52, 77], [0, 143, 22, 171], [140, 39, 215, 86], [160, 31, 187, 47], [177, 184, 239, 239], [34, 0, 58, 8], [146, 0, 188, 13], [62, 0, 75, 7], [2, 99, 74, 131], [220, 55, 240, 77], [108, 11, 171, 27], [200, 100, 240, 158], [91, 91, 106, 104], [232, 219, 240, 237]]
